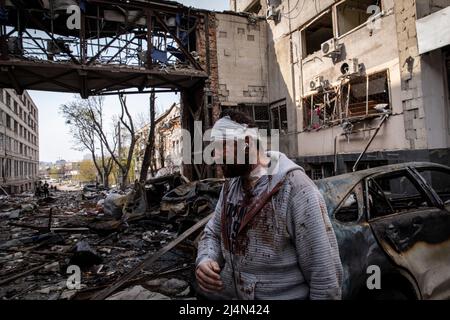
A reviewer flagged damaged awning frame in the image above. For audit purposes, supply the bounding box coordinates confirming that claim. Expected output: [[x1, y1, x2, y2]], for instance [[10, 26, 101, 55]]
[[0, 0, 207, 97]]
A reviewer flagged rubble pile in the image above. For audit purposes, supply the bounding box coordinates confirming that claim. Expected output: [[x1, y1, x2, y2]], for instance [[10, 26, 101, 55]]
[[0, 175, 224, 300]]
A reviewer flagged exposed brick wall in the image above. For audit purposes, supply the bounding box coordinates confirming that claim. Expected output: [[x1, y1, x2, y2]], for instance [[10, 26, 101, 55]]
[[394, 0, 428, 150], [196, 12, 221, 127], [181, 12, 221, 179]]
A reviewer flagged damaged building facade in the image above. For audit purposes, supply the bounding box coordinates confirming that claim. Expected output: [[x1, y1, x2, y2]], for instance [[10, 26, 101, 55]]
[[135, 103, 182, 178], [210, 0, 450, 178], [0, 89, 39, 194], [1, 0, 449, 180]]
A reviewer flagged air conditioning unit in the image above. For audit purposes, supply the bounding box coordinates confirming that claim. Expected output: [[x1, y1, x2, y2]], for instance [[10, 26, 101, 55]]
[[266, 5, 279, 21], [310, 76, 325, 91], [321, 38, 341, 58], [340, 58, 361, 77]]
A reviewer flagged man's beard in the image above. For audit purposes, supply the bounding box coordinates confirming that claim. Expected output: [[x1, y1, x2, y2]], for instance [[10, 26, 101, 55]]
[[220, 163, 253, 178]]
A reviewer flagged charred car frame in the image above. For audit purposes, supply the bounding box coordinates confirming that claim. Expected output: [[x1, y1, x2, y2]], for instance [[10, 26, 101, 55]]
[[316, 162, 450, 300]]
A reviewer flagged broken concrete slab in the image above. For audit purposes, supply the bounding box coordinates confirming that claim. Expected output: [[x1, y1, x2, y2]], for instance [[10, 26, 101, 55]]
[[145, 278, 189, 296], [106, 285, 171, 300]]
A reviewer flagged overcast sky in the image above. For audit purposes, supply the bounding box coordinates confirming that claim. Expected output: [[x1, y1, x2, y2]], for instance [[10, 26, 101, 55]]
[[31, 0, 229, 163]]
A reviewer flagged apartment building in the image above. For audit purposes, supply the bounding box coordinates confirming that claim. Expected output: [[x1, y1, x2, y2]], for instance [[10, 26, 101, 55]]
[[0, 88, 39, 194], [212, 0, 450, 178]]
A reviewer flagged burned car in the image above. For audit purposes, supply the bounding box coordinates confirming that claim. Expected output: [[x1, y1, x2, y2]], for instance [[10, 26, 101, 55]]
[[315, 162, 450, 300]]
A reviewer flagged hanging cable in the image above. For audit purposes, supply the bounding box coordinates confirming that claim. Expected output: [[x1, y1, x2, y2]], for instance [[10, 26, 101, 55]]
[[281, 0, 306, 20], [280, 0, 300, 16]]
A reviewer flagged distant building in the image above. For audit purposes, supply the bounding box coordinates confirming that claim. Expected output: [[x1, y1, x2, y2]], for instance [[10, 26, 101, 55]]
[[55, 159, 67, 167], [0, 89, 39, 194], [135, 103, 182, 179]]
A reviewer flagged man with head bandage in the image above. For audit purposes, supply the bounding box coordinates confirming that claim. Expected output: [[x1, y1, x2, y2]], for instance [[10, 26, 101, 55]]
[[195, 110, 343, 300]]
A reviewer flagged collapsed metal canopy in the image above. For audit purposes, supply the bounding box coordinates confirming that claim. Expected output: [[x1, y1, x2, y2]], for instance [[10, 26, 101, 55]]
[[0, 0, 208, 97]]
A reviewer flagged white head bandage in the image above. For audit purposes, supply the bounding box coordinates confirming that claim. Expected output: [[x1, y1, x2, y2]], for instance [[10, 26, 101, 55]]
[[210, 116, 259, 142]]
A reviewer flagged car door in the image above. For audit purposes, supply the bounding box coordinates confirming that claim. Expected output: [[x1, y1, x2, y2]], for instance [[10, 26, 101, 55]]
[[366, 168, 450, 300]]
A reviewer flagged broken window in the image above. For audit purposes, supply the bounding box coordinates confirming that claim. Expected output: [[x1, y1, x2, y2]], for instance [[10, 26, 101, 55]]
[[335, 182, 364, 223], [336, 0, 381, 36], [270, 100, 288, 133], [221, 104, 270, 131], [247, 1, 262, 14], [303, 91, 338, 130], [253, 105, 270, 130], [303, 70, 390, 130], [303, 11, 334, 57], [417, 168, 450, 205], [342, 70, 390, 119], [306, 163, 334, 180], [367, 171, 432, 219]]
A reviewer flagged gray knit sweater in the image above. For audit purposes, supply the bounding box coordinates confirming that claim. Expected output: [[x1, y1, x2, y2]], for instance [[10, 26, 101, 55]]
[[196, 152, 343, 300]]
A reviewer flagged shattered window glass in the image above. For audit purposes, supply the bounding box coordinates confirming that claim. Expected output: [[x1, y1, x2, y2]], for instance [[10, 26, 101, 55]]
[[336, 0, 381, 36], [368, 171, 432, 219], [303, 91, 337, 130], [417, 168, 450, 206], [336, 183, 363, 223], [342, 71, 390, 119]]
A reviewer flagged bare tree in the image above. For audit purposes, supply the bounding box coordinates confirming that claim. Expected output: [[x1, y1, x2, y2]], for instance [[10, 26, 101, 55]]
[[60, 97, 115, 187], [90, 94, 137, 190], [139, 91, 156, 182]]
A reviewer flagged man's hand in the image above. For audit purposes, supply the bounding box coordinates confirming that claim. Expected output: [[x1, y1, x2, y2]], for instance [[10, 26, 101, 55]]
[[196, 260, 224, 293]]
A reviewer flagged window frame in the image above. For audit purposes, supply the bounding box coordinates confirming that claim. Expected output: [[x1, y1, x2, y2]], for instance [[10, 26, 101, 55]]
[[300, 9, 334, 59], [270, 99, 288, 134], [364, 168, 438, 221], [334, 181, 365, 224], [221, 104, 271, 131], [335, 0, 384, 39], [302, 69, 391, 130], [410, 166, 450, 209]]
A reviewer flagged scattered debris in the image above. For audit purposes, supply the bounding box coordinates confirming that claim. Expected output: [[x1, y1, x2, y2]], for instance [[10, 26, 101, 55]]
[[103, 194, 127, 219], [0, 176, 223, 300], [0, 209, 21, 220], [106, 285, 171, 300], [145, 278, 189, 296], [70, 240, 102, 270]]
